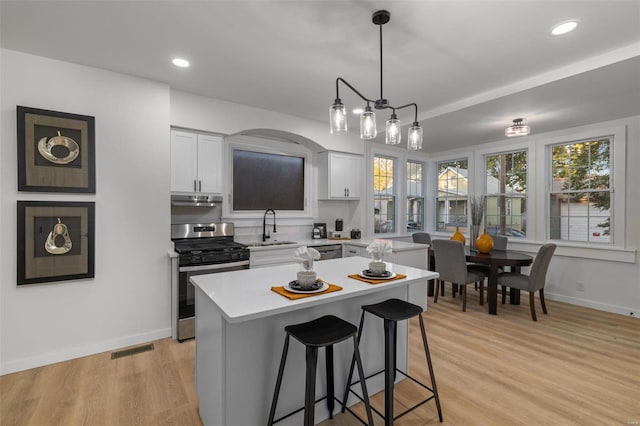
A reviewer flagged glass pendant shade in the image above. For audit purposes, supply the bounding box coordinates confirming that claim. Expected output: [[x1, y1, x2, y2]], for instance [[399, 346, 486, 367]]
[[360, 107, 377, 140], [385, 115, 401, 145], [330, 101, 347, 134], [505, 118, 530, 137], [407, 124, 423, 150]]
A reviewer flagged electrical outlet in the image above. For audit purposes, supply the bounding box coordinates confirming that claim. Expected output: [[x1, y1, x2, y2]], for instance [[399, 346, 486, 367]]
[[576, 281, 585, 292]]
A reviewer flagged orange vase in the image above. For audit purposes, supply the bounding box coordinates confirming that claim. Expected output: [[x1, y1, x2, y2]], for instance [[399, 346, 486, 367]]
[[476, 229, 494, 254], [450, 226, 466, 246]]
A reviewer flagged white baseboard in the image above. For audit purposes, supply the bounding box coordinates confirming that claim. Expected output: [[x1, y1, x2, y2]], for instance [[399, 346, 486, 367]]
[[545, 292, 638, 318], [0, 327, 172, 376]]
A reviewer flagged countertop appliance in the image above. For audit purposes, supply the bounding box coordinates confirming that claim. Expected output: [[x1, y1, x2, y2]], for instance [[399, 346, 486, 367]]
[[171, 222, 249, 341]]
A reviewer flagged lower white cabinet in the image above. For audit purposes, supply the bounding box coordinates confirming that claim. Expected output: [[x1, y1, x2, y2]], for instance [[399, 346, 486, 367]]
[[342, 243, 427, 269], [249, 247, 298, 269], [343, 244, 365, 258]]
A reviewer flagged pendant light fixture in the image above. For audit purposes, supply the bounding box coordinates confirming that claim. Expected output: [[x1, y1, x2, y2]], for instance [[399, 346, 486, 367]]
[[505, 118, 531, 137], [330, 10, 423, 150]]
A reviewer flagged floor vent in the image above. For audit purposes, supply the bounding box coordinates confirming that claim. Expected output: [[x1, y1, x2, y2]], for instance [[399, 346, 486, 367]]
[[111, 343, 155, 360]]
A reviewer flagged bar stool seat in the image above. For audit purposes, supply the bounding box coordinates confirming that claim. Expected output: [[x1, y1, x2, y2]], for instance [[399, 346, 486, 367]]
[[268, 315, 374, 426], [343, 299, 443, 425]]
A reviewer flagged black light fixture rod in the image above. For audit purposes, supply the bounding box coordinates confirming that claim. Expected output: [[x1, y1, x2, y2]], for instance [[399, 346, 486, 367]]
[[379, 23, 384, 102], [335, 77, 375, 104]]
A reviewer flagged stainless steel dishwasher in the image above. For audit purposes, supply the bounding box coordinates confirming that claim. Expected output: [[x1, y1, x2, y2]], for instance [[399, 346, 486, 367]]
[[314, 244, 343, 260]]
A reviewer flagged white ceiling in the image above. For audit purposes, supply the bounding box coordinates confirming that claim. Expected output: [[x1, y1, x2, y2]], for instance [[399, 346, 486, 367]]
[[2, 1, 639, 153]]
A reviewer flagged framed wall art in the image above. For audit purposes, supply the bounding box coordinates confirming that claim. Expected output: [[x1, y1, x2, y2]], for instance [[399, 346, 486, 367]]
[[17, 106, 95, 193], [17, 201, 95, 285]]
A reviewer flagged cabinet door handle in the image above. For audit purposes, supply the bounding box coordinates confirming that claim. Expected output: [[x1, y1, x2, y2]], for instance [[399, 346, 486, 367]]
[[193, 180, 197, 192], [347, 188, 350, 197], [199, 180, 202, 192], [348, 250, 357, 254]]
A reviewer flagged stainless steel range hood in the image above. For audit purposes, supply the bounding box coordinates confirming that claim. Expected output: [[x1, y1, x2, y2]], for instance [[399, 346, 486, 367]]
[[171, 194, 223, 207]]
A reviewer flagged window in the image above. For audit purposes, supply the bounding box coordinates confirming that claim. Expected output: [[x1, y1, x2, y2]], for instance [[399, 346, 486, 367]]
[[485, 150, 527, 238], [549, 138, 611, 243], [233, 150, 305, 210], [374, 156, 395, 234], [436, 159, 468, 232], [406, 161, 424, 231]]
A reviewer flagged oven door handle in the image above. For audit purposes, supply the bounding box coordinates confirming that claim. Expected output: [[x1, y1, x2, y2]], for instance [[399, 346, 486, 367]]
[[179, 260, 249, 272]]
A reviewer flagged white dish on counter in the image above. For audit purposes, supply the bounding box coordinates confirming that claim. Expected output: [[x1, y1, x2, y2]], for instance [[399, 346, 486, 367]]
[[285, 280, 329, 294], [358, 270, 397, 280]]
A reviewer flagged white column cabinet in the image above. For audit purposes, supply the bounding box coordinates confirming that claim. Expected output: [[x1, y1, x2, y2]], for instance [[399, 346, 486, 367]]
[[170, 130, 223, 194], [318, 151, 362, 200]]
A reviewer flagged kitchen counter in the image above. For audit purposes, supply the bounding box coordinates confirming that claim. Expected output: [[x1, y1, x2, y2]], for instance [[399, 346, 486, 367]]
[[191, 256, 438, 426], [245, 237, 427, 253]]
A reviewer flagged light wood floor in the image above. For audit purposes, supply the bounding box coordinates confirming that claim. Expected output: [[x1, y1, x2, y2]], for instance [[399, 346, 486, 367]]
[[2, 291, 638, 425]]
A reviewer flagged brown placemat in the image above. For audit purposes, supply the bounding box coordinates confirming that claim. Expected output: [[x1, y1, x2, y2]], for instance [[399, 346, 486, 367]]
[[347, 273, 407, 285], [271, 282, 343, 300]]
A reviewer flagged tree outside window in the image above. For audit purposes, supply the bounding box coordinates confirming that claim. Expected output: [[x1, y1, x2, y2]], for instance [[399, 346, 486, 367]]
[[550, 138, 611, 243], [406, 161, 424, 231], [436, 159, 468, 232], [374, 156, 395, 234], [485, 150, 527, 238]]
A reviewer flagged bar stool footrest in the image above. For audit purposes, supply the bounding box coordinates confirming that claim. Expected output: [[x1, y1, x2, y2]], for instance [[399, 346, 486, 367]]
[[344, 367, 439, 423], [271, 395, 345, 425]]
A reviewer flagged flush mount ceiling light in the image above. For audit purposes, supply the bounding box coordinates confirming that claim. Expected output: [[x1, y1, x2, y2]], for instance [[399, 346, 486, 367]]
[[505, 118, 531, 137], [330, 10, 423, 150], [551, 20, 578, 36], [172, 58, 190, 68]]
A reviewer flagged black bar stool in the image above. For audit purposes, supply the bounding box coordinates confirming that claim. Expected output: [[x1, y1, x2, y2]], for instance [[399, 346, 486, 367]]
[[342, 298, 443, 425], [267, 315, 374, 426]]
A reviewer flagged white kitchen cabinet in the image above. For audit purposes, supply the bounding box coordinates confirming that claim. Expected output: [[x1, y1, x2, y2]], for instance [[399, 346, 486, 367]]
[[342, 242, 427, 269], [249, 246, 298, 269], [318, 151, 362, 200], [342, 244, 366, 258], [170, 130, 223, 194]]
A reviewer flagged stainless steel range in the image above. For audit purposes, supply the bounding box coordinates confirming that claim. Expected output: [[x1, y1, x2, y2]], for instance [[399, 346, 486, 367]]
[[171, 222, 249, 341]]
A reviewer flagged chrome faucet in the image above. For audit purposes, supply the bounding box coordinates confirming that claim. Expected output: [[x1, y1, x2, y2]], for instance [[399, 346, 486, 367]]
[[263, 209, 276, 242]]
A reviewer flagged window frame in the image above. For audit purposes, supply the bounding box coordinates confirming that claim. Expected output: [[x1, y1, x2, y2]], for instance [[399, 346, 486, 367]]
[[406, 160, 425, 232], [434, 157, 470, 233], [546, 134, 618, 245], [373, 154, 397, 235], [483, 148, 529, 239]]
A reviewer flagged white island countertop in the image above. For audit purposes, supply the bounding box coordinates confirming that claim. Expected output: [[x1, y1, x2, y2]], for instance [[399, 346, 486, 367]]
[[190, 256, 437, 324], [241, 237, 428, 252]]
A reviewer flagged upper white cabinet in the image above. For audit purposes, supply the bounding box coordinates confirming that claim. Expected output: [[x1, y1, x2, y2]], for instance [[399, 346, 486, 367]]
[[318, 151, 362, 200], [171, 130, 223, 194]]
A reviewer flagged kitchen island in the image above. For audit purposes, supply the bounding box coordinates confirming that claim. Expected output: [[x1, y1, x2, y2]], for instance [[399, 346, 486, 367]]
[[191, 256, 438, 426]]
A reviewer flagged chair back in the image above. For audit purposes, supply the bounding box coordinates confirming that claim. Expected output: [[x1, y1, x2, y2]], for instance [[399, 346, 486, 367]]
[[432, 239, 468, 284], [492, 235, 508, 251], [412, 232, 431, 245], [528, 244, 556, 291]]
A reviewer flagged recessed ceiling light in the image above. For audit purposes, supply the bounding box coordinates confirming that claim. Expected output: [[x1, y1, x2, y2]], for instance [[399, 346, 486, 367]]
[[172, 58, 190, 68], [352, 108, 364, 114], [551, 21, 578, 36]]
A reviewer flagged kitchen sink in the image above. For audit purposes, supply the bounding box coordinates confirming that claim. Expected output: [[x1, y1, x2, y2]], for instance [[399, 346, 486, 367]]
[[246, 241, 298, 247]]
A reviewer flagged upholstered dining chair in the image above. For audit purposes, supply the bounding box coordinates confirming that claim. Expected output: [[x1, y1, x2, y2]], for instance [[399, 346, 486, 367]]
[[412, 232, 431, 244], [469, 235, 508, 305], [431, 239, 486, 312], [497, 244, 556, 321], [413, 232, 445, 296]]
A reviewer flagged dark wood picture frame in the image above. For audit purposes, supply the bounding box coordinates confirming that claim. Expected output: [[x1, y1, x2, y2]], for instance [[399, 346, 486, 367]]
[[17, 201, 95, 285], [17, 106, 95, 193]]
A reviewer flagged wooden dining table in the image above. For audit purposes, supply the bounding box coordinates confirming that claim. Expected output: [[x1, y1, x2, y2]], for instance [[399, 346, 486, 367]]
[[428, 247, 533, 315]]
